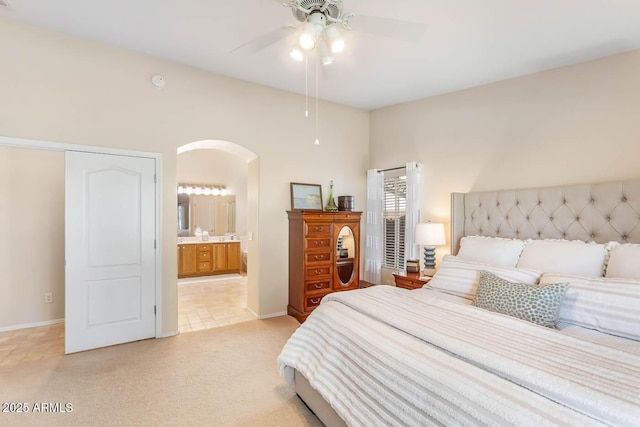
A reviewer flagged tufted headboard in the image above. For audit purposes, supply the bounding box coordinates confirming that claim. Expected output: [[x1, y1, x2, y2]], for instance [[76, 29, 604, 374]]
[[450, 179, 640, 255]]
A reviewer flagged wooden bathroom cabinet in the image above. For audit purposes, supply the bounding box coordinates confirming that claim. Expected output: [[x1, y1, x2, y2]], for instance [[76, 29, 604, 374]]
[[178, 241, 241, 278]]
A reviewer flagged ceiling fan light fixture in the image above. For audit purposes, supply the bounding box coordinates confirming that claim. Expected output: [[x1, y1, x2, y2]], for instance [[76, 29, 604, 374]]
[[299, 22, 318, 51], [318, 41, 334, 65], [321, 55, 335, 66], [325, 25, 345, 53], [289, 44, 305, 61]]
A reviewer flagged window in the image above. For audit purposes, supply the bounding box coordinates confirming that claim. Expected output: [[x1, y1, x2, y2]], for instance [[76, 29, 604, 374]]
[[383, 173, 406, 269]]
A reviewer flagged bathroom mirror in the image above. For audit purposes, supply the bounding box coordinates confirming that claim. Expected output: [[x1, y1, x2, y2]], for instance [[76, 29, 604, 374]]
[[336, 226, 355, 286], [177, 194, 190, 237], [177, 194, 236, 237]]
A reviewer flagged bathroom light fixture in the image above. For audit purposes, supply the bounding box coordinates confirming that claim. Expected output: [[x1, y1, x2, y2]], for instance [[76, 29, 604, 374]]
[[177, 183, 229, 196]]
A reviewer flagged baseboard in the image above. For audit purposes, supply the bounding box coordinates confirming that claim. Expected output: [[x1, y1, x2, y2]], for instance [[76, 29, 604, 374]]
[[246, 307, 288, 320], [0, 321, 181, 339], [0, 318, 64, 333], [256, 311, 287, 320]]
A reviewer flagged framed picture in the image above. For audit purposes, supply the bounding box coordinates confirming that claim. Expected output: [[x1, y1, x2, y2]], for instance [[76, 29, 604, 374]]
[[290, 182, 323, 211]]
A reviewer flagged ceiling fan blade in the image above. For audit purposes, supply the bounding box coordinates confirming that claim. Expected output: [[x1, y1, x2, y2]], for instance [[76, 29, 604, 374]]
[[229, 26, 295, 55], [350, 14, 426, 42]]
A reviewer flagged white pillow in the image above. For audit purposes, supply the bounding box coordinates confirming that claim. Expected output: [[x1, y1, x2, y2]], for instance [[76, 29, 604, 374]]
[[428, 255, 542, 300], [516, 239, 606, 277], [456, 236, 526, 267], [539, 273, 640, 341], [605, 243, 640, 280]]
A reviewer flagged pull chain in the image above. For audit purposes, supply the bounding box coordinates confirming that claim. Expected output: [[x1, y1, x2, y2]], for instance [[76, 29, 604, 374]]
[[304, 55, 309, 118], [315, 58, 320, 145]]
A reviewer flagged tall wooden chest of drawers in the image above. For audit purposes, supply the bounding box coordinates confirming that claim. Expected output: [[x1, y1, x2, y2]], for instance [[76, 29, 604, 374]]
[[287, 210, 362, 323]]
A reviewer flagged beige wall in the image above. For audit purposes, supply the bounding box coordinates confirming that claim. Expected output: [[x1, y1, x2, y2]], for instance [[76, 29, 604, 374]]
[[371, 49, 640, 265], [0, 17, 370, 331], [6, 14, 634, 330], [247, 158, 260, 314], [0, 147, 65, 328]]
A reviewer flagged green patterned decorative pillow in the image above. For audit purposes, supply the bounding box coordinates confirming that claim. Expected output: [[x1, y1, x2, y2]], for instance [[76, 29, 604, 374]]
[[472, 271, 569, 328]]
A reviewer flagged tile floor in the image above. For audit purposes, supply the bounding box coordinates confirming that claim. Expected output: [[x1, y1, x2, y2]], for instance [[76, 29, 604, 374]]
[[0, 274, 253, 367], [178, 273, 255, 332]]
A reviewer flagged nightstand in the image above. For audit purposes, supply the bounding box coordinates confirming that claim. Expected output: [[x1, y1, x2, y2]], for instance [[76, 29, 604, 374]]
[[393, 272, 431, 290]]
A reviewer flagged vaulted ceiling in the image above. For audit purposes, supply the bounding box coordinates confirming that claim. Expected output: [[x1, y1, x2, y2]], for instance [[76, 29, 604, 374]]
[[2, 0, 640, 109]]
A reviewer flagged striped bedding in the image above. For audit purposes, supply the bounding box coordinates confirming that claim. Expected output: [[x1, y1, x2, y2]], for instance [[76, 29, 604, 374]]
[[539, 273, 640, 341], [277, 286, 640, 427]]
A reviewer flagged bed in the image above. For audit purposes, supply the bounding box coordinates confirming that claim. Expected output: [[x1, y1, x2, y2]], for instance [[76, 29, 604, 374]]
[[277, 179, 640, 426]]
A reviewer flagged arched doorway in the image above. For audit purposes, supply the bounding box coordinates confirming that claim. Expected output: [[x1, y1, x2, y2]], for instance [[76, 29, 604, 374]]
[[176, 140, 258, 332]]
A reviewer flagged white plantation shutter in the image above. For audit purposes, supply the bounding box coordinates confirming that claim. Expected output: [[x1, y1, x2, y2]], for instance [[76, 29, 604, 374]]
[[383, 174, 407, 269]]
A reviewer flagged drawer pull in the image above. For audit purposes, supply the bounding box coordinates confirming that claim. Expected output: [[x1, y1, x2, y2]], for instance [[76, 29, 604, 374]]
[[314, 241, 324, 246], [314, 269, 323, 275], [314, 283, 323, 289], [314, 226, 324, 232], [314, 255, 324, 260], [310, 298, 321, 304]]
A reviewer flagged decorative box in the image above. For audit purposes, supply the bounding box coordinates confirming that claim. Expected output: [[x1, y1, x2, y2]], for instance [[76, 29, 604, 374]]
[[406, 259, 420, 273], [338, 196, 354, 211]]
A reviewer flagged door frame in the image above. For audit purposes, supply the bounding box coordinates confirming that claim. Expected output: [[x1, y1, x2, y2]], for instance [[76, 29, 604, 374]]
[[0, 135, 163, 339]]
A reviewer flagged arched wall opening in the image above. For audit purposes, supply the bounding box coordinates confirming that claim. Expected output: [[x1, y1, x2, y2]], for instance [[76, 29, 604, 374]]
[[177, 139, 260, 317]]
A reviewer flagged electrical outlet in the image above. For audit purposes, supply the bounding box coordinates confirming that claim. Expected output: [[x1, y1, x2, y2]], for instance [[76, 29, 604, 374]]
[[45, 292, 53, 303]]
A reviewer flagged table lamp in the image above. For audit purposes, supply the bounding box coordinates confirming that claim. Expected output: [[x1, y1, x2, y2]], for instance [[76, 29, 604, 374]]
[[415, 222, 446, 273]]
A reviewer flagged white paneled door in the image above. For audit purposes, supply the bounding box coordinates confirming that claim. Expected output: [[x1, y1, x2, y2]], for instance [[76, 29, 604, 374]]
[[65, 151, 156, 354]]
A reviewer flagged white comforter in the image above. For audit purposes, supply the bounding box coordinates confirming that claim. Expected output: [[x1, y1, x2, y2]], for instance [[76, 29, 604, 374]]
[[277, 286, 640, 427]]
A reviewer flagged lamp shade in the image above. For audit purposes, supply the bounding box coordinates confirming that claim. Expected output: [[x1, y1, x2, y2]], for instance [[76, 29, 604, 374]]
[[415, 222, 446, 246]]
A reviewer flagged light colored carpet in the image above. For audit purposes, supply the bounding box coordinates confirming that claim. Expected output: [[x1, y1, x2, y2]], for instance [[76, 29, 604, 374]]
[[0, 316, 322, 427]]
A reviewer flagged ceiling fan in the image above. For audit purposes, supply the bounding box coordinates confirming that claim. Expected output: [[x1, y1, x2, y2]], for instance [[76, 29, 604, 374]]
[[231, 0, 427, 65]]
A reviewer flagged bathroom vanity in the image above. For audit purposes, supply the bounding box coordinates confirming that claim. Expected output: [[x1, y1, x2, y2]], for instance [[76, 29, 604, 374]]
[[177, 240, 241, 278]]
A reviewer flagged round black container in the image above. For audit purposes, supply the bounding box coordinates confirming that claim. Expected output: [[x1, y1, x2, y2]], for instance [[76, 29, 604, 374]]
[[338, 196, 354, 211]]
